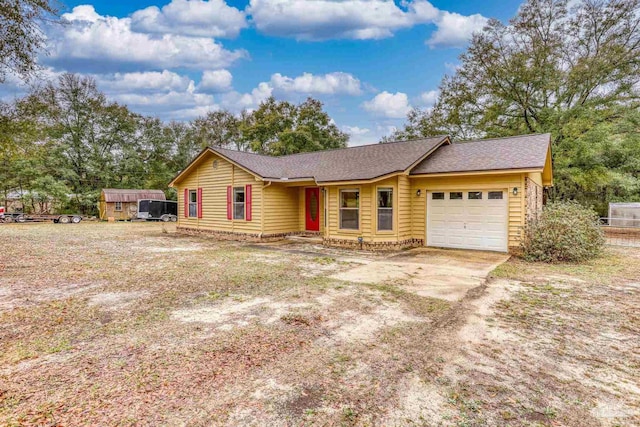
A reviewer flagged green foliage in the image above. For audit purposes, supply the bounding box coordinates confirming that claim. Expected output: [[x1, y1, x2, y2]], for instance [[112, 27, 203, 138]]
[[242, 97, 348, 155], [389, 0, 640, 215], [521, 201, 605, 262]]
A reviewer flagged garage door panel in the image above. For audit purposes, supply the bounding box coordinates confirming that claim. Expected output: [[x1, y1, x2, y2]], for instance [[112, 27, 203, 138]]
[[427, 190, 508, 252], [485, 222, 504, 232]]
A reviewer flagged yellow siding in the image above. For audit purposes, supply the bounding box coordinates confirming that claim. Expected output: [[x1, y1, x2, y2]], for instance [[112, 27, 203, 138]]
[[397, 175, 412, 241], [263, 184, 300, 234], [409, 173, 525, 248], [528, 172, 543, 187], [176, 152, 262, 234], [326, 177, 401, 243]]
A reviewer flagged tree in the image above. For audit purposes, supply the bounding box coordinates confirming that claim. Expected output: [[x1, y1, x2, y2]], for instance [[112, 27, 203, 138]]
[[390, 0, 640, 214], [20, 73, 141, 213], [192, 110, 245, 151], [0, 0, 59, 83], [243, 97, 348, 155]]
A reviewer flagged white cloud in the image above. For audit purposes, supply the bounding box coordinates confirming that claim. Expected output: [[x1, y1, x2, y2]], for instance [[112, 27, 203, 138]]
[[95, 70, 193, 93], [419, 89, 438, 106], [269, 72, 362, 95], [219, 82, 274, 111], [342, 125, 370, 135], [426, 12, 488, 48], [199, 69, 233, 92], [362, 91, 411, 118], [247, 0, 485, 47], [131, 0, 247, 38], [46, 5, 247, 72], [114, 90, 213, 110]]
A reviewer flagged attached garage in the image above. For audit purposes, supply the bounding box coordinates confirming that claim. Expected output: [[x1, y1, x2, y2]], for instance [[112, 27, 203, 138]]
[[427, 189, 509, 252]]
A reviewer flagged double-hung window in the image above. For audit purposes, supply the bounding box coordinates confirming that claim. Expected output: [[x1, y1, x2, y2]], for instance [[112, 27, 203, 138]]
[[233, 187, 245, 220], [114, 201, 122, 211], [339, 189, 359, 230], [377, 188, 393, 231], [188, 190, 197, 217]]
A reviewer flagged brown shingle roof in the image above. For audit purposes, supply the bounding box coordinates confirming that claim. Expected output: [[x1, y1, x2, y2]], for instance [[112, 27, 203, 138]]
[[102, 189, 166, 202], [410, 133, 551, 175], [211, 136, 449, 182]]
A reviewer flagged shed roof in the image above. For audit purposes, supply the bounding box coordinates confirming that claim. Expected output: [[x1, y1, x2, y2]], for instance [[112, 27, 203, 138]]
[[209, 136, 449, 182], [410, 133, 551, 175], [101, 189, 166, 202]]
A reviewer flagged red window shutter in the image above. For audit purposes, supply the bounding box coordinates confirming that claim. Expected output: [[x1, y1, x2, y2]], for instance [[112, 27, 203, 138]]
[[227, 186, 232, 220], [246, 185, 252, 221], [197, 187, 203, 218], [184, 188, 188, 217]]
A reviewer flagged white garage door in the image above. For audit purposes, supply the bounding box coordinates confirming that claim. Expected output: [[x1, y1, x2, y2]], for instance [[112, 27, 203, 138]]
[[427, 190, 508, 252]]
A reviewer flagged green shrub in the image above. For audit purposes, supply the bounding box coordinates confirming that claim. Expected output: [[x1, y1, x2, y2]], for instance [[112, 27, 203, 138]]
[[521, 201, 605, 262]]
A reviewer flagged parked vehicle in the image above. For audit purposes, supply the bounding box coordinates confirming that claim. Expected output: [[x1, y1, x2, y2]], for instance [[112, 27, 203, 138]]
[[0, 210, 83, 224], [137, 199, 178, 222]]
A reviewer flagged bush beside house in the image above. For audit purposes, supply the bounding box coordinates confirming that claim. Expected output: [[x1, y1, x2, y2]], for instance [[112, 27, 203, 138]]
[[521, 201, 605, 263]]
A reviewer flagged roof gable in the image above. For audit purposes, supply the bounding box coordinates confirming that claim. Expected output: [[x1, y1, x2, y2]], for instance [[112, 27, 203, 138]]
[[410, 133, 552, 175]]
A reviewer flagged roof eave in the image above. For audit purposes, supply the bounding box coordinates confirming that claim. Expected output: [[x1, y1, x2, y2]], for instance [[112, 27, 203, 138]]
[[316, 170, 405, 186], [409, 167, 545, 178]]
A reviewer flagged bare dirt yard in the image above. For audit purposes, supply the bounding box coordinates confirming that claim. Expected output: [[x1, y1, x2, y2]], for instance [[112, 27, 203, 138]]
[[1, 222, 638, 426]]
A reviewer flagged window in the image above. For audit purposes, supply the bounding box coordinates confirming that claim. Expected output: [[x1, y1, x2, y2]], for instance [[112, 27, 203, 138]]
[[432, 192, 445, 200], [450, 192, 463, 200], [488, 191, 503, 200], [468, 191, 482, 200], [114, 202, 122, 211], [233, 187, 245, 220], [340, 189, 359, 230], [377, 188, 393, 231], [189, 190, 197, 217]]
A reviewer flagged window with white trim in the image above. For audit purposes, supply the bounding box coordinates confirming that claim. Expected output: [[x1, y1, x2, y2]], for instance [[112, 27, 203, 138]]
[[339, 189, 359, 230], [377, 188, 393, 231], [115, 201, 122, 211], [189, 190, 197, 217], [233, 187, 245, 220]]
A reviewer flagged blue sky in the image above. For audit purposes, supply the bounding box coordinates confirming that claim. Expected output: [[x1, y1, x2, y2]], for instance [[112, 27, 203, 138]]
[[2, 0, 523, 145]]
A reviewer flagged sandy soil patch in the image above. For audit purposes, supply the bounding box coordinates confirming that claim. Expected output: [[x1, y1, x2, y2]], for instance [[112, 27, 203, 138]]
[[0, 282, 102, 311], [87, 291, 150, 310], [324, 303, 423, 344], [383, 374, 448, 425]]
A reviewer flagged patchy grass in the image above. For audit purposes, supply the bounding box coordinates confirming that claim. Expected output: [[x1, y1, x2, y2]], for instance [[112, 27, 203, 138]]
[[0, 222, 638, 426]]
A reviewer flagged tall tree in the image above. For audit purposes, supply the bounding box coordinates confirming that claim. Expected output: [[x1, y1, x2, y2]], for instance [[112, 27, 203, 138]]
[[20, 73, 140, 213], [192, 110, 245, 151], [390, 0, 640, 214], [0, 0, 59, 83], [243, 97, 348, 155]]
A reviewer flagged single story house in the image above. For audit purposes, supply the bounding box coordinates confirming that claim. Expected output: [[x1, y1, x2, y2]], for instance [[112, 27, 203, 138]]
[[168, 134, 553, 252], [99, 189, 166, 221]]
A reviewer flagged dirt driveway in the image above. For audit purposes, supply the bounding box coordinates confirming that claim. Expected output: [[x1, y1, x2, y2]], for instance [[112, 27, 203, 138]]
[[1, 222, 638, 426]]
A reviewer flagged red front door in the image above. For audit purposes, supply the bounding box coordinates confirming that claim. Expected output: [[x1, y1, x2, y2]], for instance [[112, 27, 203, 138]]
[[305, 187, 320, 231]]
